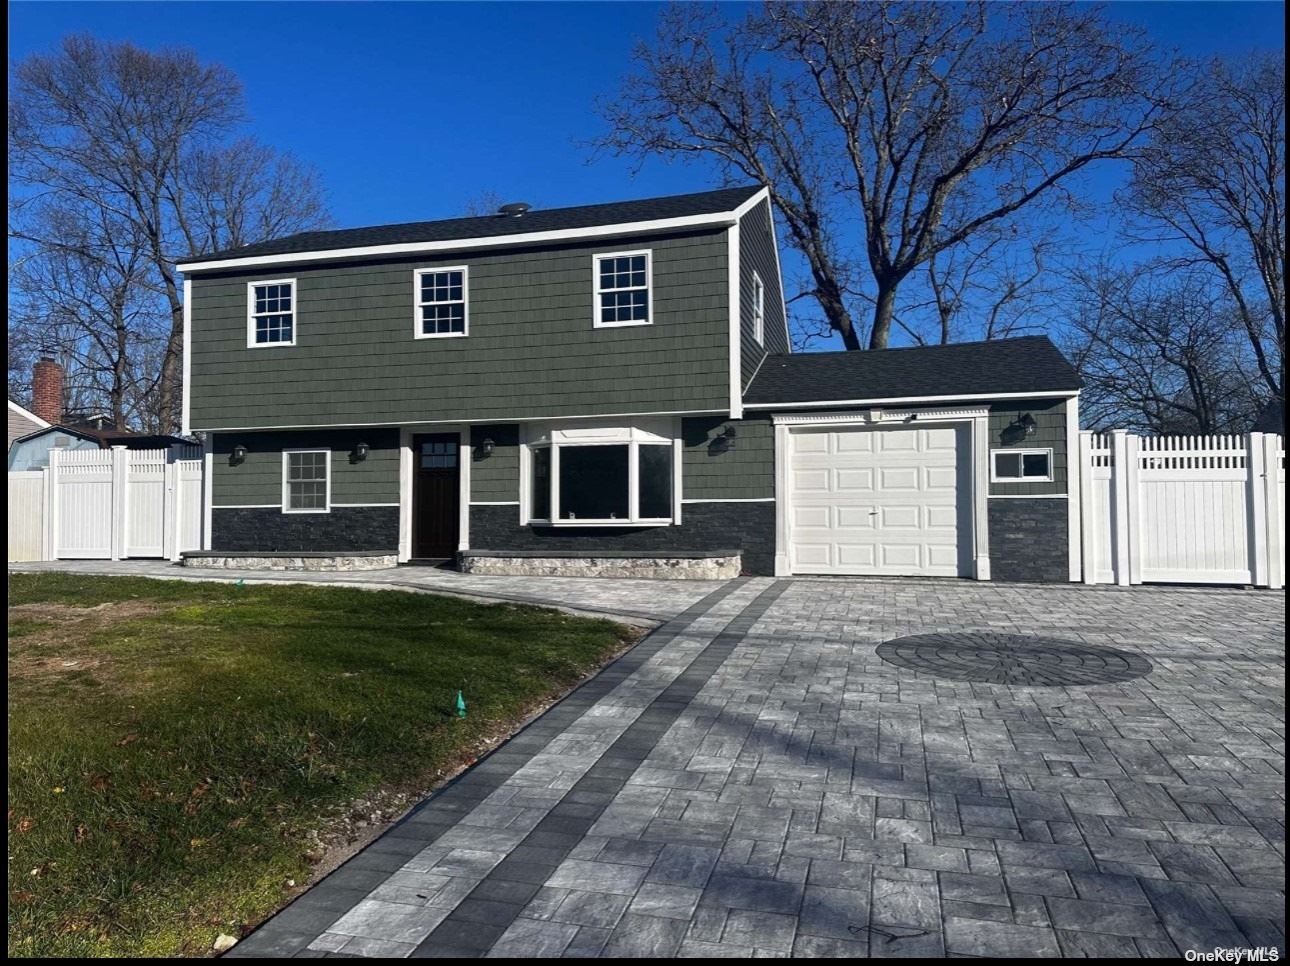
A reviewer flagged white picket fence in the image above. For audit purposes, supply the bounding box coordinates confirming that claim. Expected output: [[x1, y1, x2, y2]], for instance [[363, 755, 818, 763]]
[[7, 445, 204, 562], [1079, 431, 1284, 589]]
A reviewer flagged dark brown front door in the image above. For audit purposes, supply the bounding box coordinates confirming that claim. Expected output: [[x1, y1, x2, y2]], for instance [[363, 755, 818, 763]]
[[413, 433, 460, 559]]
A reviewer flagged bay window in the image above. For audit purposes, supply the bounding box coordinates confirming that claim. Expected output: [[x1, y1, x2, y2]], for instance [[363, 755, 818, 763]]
[[524, 420, 679, 525]]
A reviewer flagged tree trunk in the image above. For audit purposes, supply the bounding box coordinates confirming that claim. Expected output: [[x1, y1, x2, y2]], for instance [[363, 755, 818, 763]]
[[869, 283, 898, 350], [816, 275, 861, 350]]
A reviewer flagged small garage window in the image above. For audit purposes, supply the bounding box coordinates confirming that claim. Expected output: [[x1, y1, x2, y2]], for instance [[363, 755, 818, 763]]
[[992, 448, 1053, 482]]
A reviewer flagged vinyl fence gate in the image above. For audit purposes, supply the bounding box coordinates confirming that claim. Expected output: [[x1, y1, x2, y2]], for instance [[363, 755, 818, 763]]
[[7, 445, 205, 562], [1079, 431, 1285, 589]]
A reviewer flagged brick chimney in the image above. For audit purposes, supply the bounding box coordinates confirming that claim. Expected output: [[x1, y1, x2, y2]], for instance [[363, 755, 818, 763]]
[[31, 355, 64, 425]]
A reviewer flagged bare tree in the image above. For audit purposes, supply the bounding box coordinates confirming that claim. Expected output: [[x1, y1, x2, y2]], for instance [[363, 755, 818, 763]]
[[1126, 52, 1284, 406], [599, 1, 1170, 349], [1063, 264, 1264, 433], [9, 35, 329, 430]]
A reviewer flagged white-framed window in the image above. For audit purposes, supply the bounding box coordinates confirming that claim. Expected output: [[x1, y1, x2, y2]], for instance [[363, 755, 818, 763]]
[[414, 267, 468, 338], [751, 270, 765, 345], [247, 279, 297, 347], [593, 250, 651, 328], [991, 448, 1053, 482], [523, 420, 680, 526], [282, 449, 330, 513]]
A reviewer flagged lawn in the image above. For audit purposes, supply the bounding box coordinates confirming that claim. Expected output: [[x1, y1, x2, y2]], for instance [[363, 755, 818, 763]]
[[6, 573, 634, 958]]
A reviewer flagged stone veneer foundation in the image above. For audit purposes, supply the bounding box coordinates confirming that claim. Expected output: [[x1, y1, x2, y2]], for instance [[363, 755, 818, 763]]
[[458, 550, 742, 580], [181, 552, 397, 572]]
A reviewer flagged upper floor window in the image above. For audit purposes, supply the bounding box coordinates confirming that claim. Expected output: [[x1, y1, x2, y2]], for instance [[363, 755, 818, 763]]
[[282, 449, 330, 513], [751, 271, 766, 345], [594, 250, 651, 328], [247, 279, 296, 347], [415, 267, 468, 338], [991, 448, 1053, 482]]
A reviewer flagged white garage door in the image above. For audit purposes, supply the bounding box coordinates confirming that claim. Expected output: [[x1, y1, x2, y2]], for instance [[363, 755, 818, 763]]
[[789, 425, 968, 576]]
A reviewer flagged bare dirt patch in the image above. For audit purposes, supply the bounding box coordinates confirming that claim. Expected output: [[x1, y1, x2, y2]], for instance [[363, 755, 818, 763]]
[[7, 599, 180, 681]]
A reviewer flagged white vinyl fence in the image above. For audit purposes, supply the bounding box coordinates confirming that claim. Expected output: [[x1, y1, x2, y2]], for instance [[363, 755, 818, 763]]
[[7, 445, 204, 563], [1079, 431, 1284, 589]]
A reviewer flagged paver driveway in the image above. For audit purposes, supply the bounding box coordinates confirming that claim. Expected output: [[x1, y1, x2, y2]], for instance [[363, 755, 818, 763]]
[[221, 576, 1285, 959]]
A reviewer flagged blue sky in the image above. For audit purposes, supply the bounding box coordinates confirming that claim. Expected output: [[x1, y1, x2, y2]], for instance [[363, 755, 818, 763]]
[[9, 1, 1286, 347]]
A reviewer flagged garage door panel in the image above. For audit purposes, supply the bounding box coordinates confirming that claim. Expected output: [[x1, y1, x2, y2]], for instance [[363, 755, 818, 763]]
[[789, 425, 969, 578], [835, 506, 877, 529], [836, 468, 875, 492]]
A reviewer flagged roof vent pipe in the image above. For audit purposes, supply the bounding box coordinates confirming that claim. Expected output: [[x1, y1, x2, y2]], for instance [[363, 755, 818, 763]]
[[498, 202, 531, 218]]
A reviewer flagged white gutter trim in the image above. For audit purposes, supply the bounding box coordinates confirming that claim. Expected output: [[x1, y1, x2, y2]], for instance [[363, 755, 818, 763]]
[[181, 277, 192, 435], [746, 389, 1080, 410], [177, 210, 744, 274]]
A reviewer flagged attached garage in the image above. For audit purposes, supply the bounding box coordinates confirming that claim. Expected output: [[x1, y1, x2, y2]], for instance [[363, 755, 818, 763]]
[[787, 424, 969, 576]]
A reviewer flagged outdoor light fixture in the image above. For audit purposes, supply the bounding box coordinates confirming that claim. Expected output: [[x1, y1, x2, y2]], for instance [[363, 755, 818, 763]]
[[1000, 413, 1038, 446], [230, 444, 247, 465], [354, 442, 370, 461], [476, 437, 495, 459], [710, 424, 738, 455]]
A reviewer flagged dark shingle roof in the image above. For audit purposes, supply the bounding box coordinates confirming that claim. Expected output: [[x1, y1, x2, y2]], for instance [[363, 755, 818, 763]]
[[744, 336, 1081, 406], [188, 185, 765, 264], [12, 425, 191, 449]]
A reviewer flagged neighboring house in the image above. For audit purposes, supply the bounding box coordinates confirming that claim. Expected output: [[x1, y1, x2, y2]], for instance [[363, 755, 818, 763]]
[[178, 184, 1083, 580], [8, 425, 192, 471], [7, 399, 49, 449], [1252, 399, 1284, 436]]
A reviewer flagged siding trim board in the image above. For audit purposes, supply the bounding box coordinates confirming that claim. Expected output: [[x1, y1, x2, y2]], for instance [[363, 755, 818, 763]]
[[747, 389, 1079, 410]]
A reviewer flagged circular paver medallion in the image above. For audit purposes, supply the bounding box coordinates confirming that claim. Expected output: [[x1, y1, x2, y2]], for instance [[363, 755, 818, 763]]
[[875, 632, 1152, 686]]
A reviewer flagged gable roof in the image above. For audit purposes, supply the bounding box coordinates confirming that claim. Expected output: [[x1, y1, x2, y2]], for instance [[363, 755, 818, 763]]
[[11, 424, 192, 449], [179, 185, 767, 271], [744, 336, 1082, 407]]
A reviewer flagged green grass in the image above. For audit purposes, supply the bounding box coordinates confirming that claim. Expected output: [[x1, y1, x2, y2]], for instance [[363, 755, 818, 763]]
[[6, 573, 633, 958]]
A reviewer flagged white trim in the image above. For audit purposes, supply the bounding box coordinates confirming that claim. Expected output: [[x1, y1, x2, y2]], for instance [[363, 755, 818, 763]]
[[1065, 396, 1082, 582], [7, 398, 49, 430], [191, 407, 727, 434], [281, 448, 331, 513], [181, 277, 192, 435], [457, 425, 470, 551], [470, 500, 520, 506], [332, 502, 400, 507], [731, 186, 771, 219], [682, 497, 775, 504], [751, 270, 765, 346], [176, 207, 753, 274], [749, 390, 1080, 411], [398, 427, 413, 562], [990, 447, 1055, 483], [772, 405, 991, 427], [246, 278, 297, 348], [987, 493, 1068, 500], [413, 266, 469, 339], [727, 224, 743, 419], [773, 408, 991, 580], [212, 503, 280, 509], [202, 445, 213, 551], [592, 249, 652, 328]]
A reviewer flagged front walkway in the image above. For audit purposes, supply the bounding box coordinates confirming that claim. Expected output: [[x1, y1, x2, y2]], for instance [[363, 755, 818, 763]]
[[10, 563, 1285, 957]]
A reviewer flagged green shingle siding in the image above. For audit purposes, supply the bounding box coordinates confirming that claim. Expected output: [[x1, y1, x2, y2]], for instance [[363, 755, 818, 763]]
[[738, 200, 788, 389], [189, 231, 731, 430], [210, 429, 400, 506], [681, 415, 775, 501], [988, 399, 1069, 496], [470, 424, 519, 502]]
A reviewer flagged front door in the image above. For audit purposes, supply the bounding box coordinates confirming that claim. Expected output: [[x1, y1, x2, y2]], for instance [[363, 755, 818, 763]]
[[413, 433, 460, 559]]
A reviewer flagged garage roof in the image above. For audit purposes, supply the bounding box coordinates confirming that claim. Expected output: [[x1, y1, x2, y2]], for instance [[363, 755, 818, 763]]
[[744, 335, 1081, 406]]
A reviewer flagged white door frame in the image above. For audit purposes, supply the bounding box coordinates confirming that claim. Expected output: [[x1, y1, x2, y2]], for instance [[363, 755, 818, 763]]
[[399, 424, 471, 563], [772, 407, 992, 579]]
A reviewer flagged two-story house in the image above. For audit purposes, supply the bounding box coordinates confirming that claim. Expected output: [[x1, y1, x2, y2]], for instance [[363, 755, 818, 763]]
[[178, 184, 1082, 580]]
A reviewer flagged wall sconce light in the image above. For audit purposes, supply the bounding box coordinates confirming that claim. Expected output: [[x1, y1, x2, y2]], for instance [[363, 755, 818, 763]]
[[230, 444, 247, 465], [353, 442, 370, 462], [1000, 413, 1037, 445], [476, 437, 495, 459], [709, 424, 738, 455]]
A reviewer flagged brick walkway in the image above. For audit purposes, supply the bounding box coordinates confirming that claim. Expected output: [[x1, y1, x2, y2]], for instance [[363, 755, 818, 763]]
[[14, 563, 1283, 957]]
